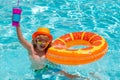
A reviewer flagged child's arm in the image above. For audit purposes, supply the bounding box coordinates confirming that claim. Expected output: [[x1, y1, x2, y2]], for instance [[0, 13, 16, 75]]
[[16, 25, 32, 50], [58, 70, 80, 78]]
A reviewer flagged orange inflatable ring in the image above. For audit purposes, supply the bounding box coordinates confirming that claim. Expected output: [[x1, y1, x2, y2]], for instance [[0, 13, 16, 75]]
[[46, 32, 108, 65]]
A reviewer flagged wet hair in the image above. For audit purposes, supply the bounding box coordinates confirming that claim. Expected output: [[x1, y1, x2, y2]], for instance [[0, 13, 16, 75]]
[[44, 42, 52, 53], [32, 39, 37, 49]]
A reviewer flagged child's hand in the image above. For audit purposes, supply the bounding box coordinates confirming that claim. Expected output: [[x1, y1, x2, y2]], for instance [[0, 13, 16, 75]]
[[66, 74, 80, 78], [58, 70, 80, 79], [16, 24, 20, 27]]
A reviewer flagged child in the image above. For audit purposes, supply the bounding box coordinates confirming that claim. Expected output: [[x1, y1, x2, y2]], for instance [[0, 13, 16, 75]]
[[16, 25, 80, 79]]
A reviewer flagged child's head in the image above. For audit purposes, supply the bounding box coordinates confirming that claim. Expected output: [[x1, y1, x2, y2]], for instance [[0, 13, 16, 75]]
[[32, 27, 53, 51]]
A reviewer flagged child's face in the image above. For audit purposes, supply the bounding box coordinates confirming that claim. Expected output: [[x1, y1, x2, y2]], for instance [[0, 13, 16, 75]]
[[32, 35, 51, 51]]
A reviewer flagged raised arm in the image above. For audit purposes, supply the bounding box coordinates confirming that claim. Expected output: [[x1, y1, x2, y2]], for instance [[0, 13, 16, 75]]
[[16, 25, 32, 50]]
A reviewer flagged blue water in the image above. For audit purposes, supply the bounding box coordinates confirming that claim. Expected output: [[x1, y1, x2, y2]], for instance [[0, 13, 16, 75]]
[[0, 0, 120, 80]]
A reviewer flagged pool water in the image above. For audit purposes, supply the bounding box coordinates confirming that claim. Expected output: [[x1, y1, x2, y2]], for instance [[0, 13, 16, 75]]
[[0, 0, 120, 80]]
